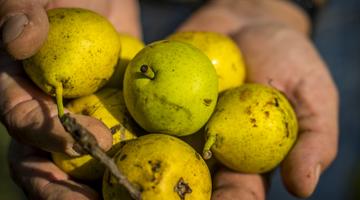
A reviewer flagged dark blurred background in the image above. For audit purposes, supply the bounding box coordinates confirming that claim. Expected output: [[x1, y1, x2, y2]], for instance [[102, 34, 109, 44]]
[[1, 0, 360, 199], [0, 124, 25, 200]]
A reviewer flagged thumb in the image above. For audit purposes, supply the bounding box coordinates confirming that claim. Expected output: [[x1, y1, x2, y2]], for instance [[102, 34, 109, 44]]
[[0, 0, 49, 59]]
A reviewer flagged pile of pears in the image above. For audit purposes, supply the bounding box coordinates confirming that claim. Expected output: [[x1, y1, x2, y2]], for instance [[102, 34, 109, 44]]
[[22, 8, 298, 200]]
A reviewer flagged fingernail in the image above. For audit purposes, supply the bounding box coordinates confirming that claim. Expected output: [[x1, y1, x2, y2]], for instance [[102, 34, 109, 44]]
[[2, 14, 29, 44], [313, 164, 321, 187], [65, 143, 84, 157], [73, 143, 87, 155]]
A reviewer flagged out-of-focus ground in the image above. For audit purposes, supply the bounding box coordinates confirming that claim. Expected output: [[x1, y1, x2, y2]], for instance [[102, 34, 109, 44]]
[[0, 124, 25, 200]]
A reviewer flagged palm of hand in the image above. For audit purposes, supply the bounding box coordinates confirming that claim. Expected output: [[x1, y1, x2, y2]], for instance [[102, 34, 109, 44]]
[[211, 24, 338, 199]]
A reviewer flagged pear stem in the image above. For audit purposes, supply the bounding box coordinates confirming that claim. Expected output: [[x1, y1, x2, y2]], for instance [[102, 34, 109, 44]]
[[140, 64, 155, 79], [203, 134, 216, 160], [55, 85, 65, 118]]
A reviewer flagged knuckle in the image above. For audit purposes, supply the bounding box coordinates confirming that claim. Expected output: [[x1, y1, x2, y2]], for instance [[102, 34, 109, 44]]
[[4, 99, 40, 133]]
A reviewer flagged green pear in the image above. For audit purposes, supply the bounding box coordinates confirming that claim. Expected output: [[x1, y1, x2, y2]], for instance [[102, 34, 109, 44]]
[[123, 40, 218, 136]]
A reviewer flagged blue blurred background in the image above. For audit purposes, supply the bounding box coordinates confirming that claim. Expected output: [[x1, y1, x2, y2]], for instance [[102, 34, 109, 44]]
[[0, 0, 359, 199]]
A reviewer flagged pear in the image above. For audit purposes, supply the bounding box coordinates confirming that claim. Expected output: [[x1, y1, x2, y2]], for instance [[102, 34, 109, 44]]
[[102, 134, 212, 200], [23, 8, 120, 116], [168, 31, 246, 93], [107, 33, 145, 88], [203, 84, 298, 173], [123, 40, 218, 136], [52, 88, 138, 180]]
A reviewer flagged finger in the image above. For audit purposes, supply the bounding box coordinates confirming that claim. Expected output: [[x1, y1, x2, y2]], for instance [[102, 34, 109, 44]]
[[0, 56, 113, 156], [46, 0, 142, 38], [281, 66, 339, 198], [106, 0, 142, 38], [212, 167, 267, 200], [8, 140, 99, 200], [0, 0, 49, 59], [176, 1, 242, 35]]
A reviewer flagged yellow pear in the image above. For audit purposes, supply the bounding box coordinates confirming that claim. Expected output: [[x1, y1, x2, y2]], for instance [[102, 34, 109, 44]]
[[168, 31, 246, 93], [103, 134, 212, 200], [52, 88, 137, 180], [23, 8, 120, 116], [203, 84, 298, 173], [107, 33, 145, 88]]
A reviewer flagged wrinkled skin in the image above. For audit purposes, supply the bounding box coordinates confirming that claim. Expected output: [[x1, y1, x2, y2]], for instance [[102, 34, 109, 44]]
[[0, 0, 338, 199]]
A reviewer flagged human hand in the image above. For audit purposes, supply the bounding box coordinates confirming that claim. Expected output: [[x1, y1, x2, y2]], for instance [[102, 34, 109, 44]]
[[1, 0, 141, 199], [8, 139, 100, 199], [179, 0, 338, 199], [0, 0, 141, 59]]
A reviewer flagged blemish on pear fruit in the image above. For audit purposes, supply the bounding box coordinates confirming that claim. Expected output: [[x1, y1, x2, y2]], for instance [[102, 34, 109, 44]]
[[250, 118, 258, 127], [285, 122, 290, 138], [110, 124, 121, 134], [264, 111, 270, 118], [153, 93, 192, 119], [134, 164, 143, 169], [148, 160, 162, 173], [203, 99, 212, 106], [245, 106, 252, 115], [174, 177, 192, 200], [119, 154, 127, 161], [239, 88, 252, 101], [275, 98, 280, 107]]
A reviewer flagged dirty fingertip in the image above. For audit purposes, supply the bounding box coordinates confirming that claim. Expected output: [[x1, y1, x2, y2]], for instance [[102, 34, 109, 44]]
[[73, 114, 113, 151]]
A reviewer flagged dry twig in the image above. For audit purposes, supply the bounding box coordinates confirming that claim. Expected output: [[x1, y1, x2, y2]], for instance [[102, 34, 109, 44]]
[[60, 113, 141, 200]]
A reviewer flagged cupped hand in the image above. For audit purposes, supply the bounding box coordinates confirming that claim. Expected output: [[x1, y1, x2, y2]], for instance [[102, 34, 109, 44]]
[[0, 0, 141, 59], [179, 1, 339, 199], [8, 139, 100, 200], [0, 0, 141, 155], [1, 0, 140, 198]]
